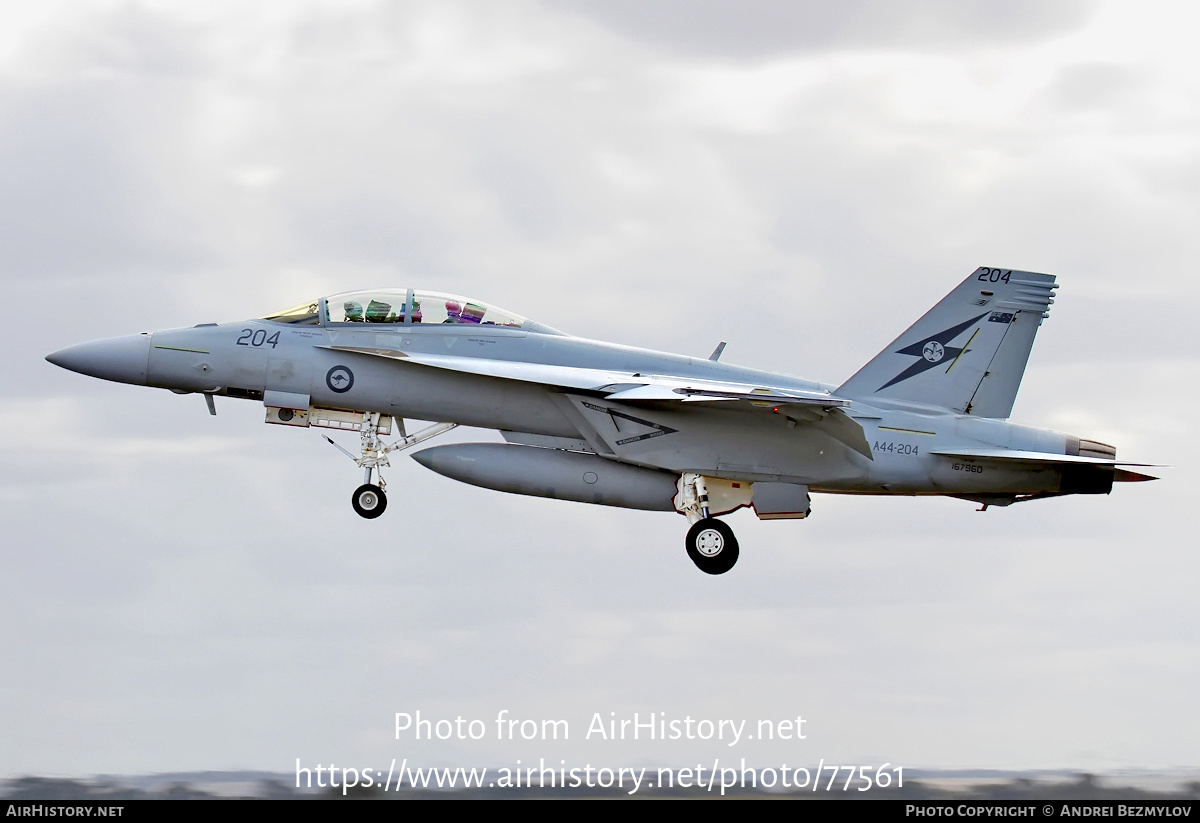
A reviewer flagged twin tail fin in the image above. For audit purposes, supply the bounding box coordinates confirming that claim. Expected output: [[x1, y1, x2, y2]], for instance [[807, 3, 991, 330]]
[[836, 267, 1057, 418]]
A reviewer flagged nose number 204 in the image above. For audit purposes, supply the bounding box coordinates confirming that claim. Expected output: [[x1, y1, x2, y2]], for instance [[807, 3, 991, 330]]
[[236, 329, 281, 348]]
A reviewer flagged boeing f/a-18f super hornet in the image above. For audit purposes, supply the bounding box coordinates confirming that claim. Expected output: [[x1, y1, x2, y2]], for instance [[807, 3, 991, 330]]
[[47, 268, 1155, 573]]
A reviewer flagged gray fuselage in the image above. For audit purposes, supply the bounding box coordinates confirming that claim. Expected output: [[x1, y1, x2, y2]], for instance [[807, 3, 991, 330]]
[[127, 317, 1092, 501]]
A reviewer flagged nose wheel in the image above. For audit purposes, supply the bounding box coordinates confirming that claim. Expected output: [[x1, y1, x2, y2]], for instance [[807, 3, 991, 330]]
[[686, 518, 739, 575], [352, 483, 387, 519]]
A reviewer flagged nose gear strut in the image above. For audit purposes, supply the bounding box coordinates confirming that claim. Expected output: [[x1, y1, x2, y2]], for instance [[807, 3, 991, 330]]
[[322, 413, 457, 519]]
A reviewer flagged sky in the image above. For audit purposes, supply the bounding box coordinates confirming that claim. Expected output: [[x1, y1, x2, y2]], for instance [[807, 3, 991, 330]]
[[1, 0, 1197, 782]]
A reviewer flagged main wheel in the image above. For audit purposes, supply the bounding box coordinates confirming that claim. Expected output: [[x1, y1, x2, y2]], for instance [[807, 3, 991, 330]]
[[686, 518, 739, 574], [352, 483, 387, 519]]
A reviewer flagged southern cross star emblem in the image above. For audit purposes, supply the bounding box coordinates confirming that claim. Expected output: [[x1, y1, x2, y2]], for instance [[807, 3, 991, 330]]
[[877, 313, 987, 391]]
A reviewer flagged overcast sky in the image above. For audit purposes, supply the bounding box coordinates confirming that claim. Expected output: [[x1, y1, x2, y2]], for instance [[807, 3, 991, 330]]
[[2, 0, 1196, 781]]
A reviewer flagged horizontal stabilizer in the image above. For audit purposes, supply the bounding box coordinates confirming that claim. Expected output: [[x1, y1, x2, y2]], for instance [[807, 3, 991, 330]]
[[931, 447, 1159, 469], [1113, 468, 1158, 483]]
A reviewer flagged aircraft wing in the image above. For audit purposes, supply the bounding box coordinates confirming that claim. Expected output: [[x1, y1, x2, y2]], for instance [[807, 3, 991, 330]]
[[328, 346, 870, 459], [600, 382, 847, 406], [325, 347, 849, 408]]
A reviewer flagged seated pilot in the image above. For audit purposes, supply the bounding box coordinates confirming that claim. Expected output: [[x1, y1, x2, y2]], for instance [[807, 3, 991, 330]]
[[461, 302, 485, 324], [443, 300, 463, 323], [365, 300, 393, 323], [343, 301, 364, 322]]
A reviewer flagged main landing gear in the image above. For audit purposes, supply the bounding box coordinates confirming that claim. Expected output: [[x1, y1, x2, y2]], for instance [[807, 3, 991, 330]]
[[678, 473, 740, 574], [686, 518, 739, 575], [322, 413, 457, 519]]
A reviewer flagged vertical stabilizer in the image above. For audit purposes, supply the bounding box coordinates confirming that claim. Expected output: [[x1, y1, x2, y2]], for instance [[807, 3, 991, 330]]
[[836, 267, 1057, 416]]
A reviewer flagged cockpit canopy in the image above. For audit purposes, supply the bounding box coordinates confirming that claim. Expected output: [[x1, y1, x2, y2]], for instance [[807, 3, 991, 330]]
[[261, 289, 558, 333]]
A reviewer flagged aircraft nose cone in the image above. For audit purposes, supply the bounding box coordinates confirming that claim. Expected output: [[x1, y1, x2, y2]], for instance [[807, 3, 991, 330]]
[[46, 334, 151, 386]]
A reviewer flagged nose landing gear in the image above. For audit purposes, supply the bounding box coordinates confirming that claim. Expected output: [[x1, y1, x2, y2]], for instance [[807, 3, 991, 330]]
[[321, 413, 457, 519]]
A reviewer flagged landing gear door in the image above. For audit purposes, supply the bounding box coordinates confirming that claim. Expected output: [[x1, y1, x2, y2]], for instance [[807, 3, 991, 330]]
[[752, 482, 811, 520]]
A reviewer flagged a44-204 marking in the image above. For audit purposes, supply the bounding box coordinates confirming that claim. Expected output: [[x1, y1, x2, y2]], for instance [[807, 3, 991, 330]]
[[873, 441, 919, 455]]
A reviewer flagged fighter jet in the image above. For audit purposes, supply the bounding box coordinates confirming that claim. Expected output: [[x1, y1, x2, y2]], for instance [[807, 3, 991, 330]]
[[46, 268, 1155, 574]]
